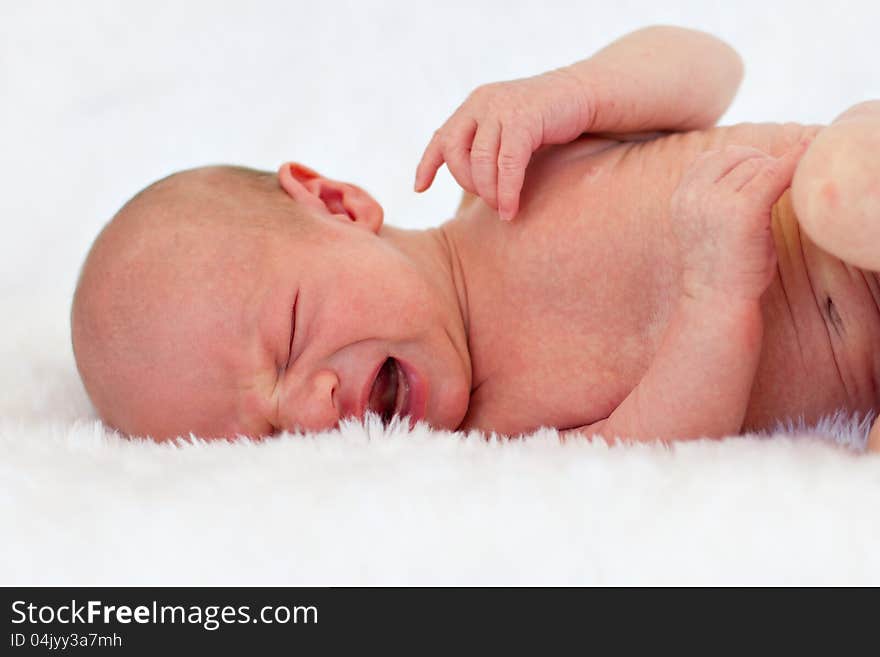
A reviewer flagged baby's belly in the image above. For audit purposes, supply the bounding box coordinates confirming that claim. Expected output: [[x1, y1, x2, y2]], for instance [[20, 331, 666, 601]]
[[745, 189, 880, 430]]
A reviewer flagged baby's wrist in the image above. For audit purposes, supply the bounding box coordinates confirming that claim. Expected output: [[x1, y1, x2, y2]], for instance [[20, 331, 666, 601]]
[[546, 65, 598, 132]]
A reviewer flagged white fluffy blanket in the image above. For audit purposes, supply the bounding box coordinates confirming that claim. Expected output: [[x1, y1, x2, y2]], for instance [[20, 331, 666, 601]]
[[3, 1, 880, 585]]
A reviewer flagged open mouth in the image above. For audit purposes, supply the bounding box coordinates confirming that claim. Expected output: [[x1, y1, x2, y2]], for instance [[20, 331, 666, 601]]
[[367, 357, 409, 425]]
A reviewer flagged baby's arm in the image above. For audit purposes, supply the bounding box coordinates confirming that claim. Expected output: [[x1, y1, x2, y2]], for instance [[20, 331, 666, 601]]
[[567, 297, 762, 442], [564, 142, 810, 444], [563, 25, 744, 135], [416, 25, 743, 221]]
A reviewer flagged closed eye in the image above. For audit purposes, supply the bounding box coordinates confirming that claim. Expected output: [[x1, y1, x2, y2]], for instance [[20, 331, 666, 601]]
[[285, 292, 298, 370]]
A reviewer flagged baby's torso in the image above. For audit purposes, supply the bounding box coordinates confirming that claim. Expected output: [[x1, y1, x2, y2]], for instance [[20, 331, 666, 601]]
[[454, 122, 880, 436]]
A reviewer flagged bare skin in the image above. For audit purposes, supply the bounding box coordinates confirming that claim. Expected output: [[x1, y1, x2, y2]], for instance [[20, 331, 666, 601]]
[[71, 167, 474, 439], [446, 123, 878, 440], [72, 26, 880, 449]]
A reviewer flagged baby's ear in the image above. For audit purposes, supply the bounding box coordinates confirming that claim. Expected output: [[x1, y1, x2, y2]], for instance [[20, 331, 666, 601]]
[[277, 162, 383, 234], [277, 162, 330, 213]]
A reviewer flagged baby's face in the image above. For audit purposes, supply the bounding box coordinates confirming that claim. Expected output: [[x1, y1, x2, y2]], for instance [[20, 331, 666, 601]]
[[74, 165, 472, 440], [222, 208, 471, 439]]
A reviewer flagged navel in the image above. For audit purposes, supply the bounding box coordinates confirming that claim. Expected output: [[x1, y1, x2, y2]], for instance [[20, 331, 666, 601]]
[[825, 296, 845, 337]]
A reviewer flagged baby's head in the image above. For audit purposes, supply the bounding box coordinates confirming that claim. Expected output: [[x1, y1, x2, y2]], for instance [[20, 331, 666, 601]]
[[71, 163, 472, 440]]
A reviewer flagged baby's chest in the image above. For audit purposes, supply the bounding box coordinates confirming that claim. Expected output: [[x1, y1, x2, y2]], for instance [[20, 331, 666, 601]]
[[457, 142, 678, 435], [460, 229, 666, 436], [460, 324, 649, 435]]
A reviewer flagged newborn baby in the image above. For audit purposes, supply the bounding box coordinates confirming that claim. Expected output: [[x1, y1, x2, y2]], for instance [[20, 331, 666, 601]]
[[71, 26, 880, 450]]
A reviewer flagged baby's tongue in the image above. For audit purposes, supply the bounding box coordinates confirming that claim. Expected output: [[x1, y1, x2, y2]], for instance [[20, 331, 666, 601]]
[[369, 358, 398, 418]]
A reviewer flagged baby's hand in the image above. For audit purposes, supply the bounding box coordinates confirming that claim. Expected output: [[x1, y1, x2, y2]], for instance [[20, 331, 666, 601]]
[[671, 142, 809, 303], [414, 70, 592, 221]]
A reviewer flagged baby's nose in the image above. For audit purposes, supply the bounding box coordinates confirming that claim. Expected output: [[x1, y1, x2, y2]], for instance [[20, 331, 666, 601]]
[[278, 369, 340, 433]]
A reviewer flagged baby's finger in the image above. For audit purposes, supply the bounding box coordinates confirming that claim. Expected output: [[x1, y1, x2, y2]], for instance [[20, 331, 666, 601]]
[[415, 131, 444, 192], [443, 118, 478, 194], [742, 141, 810, 206], [497, 124, 533, 221], [470, 119, 501, 210]]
